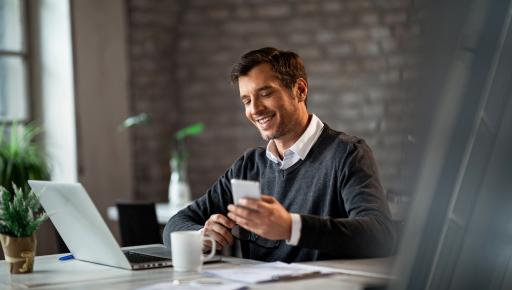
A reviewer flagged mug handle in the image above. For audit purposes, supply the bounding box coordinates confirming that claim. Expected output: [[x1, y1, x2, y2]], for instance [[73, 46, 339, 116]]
[[201, 236, 216, 261]]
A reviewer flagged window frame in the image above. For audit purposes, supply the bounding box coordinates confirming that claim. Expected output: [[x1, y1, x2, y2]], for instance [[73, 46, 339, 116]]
[[0, 0, 31, 124]]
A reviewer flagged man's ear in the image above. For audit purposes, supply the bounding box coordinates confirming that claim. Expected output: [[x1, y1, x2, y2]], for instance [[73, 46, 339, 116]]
[[295, 78, 308, 103]]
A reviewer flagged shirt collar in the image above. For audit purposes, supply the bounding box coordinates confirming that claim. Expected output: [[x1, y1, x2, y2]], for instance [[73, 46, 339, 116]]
[[265, 114, 324, 163]]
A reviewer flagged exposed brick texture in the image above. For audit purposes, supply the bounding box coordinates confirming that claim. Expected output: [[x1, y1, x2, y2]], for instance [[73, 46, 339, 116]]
[[126, 0, 420, 201]]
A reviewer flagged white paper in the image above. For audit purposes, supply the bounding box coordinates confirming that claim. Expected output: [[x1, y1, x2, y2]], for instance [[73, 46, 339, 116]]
[[203, 261, 335, 284], [135, 279, 247, 290]]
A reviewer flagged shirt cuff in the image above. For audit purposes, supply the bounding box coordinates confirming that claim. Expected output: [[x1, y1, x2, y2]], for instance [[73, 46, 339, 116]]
[[286, 213, 302, 246]]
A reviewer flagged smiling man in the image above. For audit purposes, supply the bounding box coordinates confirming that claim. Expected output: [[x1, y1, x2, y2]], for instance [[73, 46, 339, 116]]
[[163, 47, 395, 262]]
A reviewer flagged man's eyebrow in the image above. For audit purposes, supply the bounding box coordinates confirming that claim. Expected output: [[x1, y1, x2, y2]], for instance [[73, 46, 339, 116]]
[[240, 85, 273, 99], [255, 85, 273, 92]]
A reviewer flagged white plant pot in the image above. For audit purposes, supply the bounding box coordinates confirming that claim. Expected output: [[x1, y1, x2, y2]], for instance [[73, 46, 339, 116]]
[[168, 172, 191, 209]]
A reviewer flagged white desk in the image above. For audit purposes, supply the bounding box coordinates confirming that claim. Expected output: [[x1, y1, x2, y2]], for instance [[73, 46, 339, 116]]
[[107, 203, 182, 225], [0, 253, 394, 290]]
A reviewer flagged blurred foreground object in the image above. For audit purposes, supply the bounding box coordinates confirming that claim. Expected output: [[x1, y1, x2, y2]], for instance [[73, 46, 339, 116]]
[[390, 0, 512, 289]]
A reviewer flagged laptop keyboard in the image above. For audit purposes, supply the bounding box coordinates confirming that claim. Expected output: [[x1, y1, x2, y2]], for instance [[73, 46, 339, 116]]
[[124, 251, 170, 264]]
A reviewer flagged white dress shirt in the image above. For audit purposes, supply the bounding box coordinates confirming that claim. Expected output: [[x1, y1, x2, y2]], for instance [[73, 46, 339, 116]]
[[265, 114, 324, 245]]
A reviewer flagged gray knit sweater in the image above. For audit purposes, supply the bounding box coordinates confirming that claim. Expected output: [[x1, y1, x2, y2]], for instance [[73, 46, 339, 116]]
[[163, 125, 395, 262]]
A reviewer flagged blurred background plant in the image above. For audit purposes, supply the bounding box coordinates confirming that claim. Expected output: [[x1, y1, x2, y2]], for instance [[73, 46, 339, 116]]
[[0, 123, 50, 194], [171, 122, 205, 181], [120, 113, 204, 207], [168, 122, 204, 208], [119, 112, 151, 131]]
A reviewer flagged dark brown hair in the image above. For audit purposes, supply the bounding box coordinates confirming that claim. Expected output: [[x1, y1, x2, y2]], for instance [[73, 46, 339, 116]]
[[230, 47, 307, 90]]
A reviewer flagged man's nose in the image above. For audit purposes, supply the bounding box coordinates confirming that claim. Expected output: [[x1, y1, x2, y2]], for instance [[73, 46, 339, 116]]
[[249, 97, 264, 113]]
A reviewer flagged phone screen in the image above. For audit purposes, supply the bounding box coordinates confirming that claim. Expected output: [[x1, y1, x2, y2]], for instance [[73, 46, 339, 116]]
[[230, 179, 261, 205]]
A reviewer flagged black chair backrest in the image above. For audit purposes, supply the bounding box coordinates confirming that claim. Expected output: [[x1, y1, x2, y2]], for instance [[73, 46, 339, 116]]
[[55, 227, 70, 253], [116, 201, 162, 247]]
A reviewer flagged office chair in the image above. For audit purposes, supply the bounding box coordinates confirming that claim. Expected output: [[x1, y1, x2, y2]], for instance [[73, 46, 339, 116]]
[[116, 201, 162, 247]]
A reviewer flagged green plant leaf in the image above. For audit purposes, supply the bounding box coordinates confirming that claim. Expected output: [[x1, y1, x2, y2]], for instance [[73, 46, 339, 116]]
[[0, 122, 49, 193], [0, 185, 48, 237], [119, 113, 152, 131], [0, 123, 5, 145], [175, 123, 205, 140]]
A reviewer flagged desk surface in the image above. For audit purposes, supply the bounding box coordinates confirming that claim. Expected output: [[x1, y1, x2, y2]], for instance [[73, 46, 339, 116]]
[[0, 253, 394, 290], [107, 203, 182, 225]]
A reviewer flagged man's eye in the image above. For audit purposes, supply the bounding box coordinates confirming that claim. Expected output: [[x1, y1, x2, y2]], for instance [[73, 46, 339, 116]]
[[242, 98, 251, 105], [261, 91, 271, 97]]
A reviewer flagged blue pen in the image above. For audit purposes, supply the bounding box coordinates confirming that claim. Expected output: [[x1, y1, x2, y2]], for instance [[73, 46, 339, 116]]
[[58, 254, 74, 261]]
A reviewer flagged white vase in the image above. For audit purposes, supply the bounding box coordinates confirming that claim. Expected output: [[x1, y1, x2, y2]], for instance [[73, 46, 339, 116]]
[[168, 158, 191, 209], [168, 174, 191, 209]]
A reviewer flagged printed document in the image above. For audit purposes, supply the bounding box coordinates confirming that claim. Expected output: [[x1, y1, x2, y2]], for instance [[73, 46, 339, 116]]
[[203, 261, 335, 283]]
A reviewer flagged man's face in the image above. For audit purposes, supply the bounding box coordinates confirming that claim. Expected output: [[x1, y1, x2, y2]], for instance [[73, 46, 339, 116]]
[[238, 63, 306, 142]]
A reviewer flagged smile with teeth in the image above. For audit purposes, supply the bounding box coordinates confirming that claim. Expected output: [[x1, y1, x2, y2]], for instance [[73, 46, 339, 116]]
[[255, 115, 274, 128]]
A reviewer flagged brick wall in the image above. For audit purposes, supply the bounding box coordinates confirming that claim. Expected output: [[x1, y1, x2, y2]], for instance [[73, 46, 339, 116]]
[[127, 0, 180, 201], [127, 0, 420, 201]]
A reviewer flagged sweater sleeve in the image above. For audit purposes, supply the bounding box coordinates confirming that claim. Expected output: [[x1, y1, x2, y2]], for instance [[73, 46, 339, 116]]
[[297, 139, 396, 258], [162, 163, 235, 248]]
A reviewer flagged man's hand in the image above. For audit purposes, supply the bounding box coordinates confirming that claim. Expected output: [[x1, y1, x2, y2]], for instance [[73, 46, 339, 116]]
[[202, 214, 236, 251], [227, 195, 292, 241]]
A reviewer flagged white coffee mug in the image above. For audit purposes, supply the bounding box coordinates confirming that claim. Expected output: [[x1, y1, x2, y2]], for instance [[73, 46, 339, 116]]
[[170, 231, 216, 272]]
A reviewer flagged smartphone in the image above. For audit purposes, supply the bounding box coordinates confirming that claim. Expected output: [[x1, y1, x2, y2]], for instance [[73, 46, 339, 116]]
[[230, 179, 261, 205]]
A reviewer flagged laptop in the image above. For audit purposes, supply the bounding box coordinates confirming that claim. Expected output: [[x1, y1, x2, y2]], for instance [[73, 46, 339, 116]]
[[28, 180, 221, 270]]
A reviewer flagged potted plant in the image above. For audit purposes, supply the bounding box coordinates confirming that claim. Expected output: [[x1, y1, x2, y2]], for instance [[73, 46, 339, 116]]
[[0, 122, 50, 273], [168, 122, 204, 209], [0, 185, 48, 273], [120, 113, 204, 208]]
